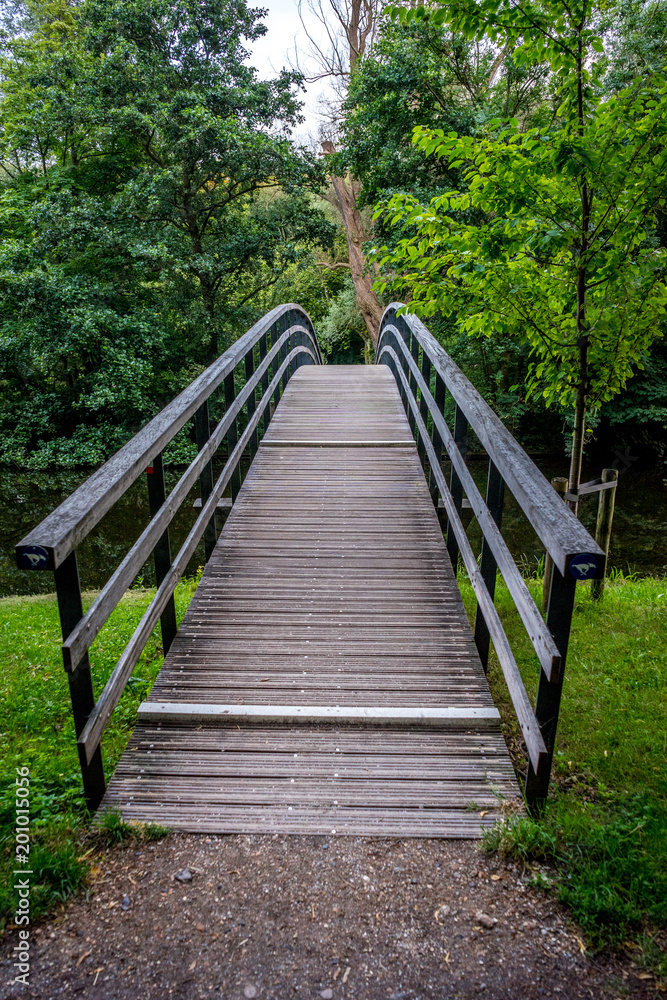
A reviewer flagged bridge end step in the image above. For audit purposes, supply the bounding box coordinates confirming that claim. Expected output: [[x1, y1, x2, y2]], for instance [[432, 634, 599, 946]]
[[137, 702, 500, 726]]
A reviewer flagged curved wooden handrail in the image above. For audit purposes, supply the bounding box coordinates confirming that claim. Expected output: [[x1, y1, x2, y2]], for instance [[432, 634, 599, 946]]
[[77, 344, 317, 764], [379, 304, 604, 578], [379, 341, 548, 775], [14, 304, 321, 809], [377, 304, 603, 807], [16, 304, 319, 570]]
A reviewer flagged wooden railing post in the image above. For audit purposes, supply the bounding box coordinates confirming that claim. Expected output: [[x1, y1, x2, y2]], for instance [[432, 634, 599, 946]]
[[591, 468, 618, 601], [542, 477, 569, 610], [446, 404, 469, 569], [473, 460, 505, 671], [224, 373, 242, 501], [54, 551, 106, 810], [146, 451, 179, 647], [525, 564, 577, 810], [194, 403, 218, 562]]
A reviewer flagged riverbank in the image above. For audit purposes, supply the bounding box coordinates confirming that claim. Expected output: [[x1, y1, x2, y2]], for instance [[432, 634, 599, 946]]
[[0, 574, 665, 979]]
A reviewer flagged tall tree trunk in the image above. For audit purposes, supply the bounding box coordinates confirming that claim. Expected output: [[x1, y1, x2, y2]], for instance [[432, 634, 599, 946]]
[[322, 142, 383, 353], [568, 25, 591, 515]]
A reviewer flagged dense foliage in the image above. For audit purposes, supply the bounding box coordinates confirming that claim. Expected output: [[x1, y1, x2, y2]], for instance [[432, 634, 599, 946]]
[[0, 0, 336, 466], [335, 0, 667, 459]]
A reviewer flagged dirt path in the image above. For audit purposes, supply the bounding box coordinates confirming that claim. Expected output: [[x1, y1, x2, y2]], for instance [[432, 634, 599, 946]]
[[1, 834, 652, 1000]]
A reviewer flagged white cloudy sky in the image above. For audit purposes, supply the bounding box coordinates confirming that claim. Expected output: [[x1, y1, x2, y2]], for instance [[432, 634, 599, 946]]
[[244, 0, 333, 143]]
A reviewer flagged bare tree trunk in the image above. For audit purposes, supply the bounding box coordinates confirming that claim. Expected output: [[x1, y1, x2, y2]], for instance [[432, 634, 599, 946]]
[[322, 142, 383, 350], [568, 27, 591, 515]]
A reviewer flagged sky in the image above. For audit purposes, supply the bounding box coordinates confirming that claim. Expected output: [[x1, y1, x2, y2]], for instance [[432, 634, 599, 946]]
[[244, 0, 333, 144]]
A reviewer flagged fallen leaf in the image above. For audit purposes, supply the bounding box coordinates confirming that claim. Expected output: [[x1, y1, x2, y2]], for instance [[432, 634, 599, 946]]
[[637, 973, 654, 981], [189, 960, 197, 972], [490, 874, 501, 881], [76, 950, 92, 967], [342, 966, 351, 984], [479, 811, 489, 818], [576, 936, 586, 955]]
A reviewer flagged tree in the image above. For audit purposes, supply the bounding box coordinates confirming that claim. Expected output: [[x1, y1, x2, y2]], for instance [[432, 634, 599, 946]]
[[375, 0, 667, 502], [294, 0, 385, 348], [0, 0, 334, 465]]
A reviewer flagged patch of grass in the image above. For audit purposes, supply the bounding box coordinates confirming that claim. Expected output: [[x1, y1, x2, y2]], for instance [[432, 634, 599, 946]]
[[95, 808, 170, 846], [0, 576, 198, 928], [459, 570, 667, 968]]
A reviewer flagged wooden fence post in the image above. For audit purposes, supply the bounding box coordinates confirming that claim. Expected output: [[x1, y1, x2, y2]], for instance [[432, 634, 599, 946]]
[[591, 468, 618, 601], [542, 477, 569, 611]]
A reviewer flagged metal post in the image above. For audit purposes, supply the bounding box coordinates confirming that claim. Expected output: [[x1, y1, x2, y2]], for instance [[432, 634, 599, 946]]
[[224, 372, 242, 501], [473, 460, 505, 671], [194, 403, 217, 563], [146, 452, 179, 648], [54, 552, 106, 810], [542, 477, 569, 611], [524, 563, 577, 810], [446, 404, 469, 568], [591, 468, 618, 601]]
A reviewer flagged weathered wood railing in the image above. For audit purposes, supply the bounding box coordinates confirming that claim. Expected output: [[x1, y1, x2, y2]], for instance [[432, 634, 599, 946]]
[[16, 305, 321, 809], [377, 304, 605, 809]]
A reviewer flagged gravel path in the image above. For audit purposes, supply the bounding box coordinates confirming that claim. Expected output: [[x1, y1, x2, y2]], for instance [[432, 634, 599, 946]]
[[1, 833, 653, 999]]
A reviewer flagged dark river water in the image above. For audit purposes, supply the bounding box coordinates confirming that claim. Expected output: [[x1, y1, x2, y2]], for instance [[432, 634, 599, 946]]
[[1, 456, 666, 598]]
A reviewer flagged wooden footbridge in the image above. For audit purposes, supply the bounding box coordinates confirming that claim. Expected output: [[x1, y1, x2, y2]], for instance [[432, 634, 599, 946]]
[[17, 305, 605, 835]]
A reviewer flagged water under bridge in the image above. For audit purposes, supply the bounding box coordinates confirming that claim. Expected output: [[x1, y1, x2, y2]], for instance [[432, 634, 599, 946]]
[[16, 305, 605, 836]]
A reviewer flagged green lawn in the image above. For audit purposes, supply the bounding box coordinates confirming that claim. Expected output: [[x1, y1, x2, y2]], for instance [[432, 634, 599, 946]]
[[0, 578, 198, 925], [458, 571, 667, 970]]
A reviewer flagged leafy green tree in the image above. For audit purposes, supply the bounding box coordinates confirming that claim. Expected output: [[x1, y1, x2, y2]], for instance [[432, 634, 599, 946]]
[[0, 0, 333, 465], [376, 0, 667, 499]]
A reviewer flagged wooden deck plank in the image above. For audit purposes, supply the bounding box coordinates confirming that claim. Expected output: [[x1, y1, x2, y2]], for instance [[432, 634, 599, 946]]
[[101, 365, 519, 835]]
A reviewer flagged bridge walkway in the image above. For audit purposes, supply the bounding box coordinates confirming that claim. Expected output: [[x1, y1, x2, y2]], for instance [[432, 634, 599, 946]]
[[101, 366, 519, 836]]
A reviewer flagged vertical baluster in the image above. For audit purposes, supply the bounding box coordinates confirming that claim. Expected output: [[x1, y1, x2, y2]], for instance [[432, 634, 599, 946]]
[[245, 348, 259, 461], [400, 320, 416, 438], [524, 565, 577, 810], [412, 342, 431, 470], [259, 331, 270, 434], [410, 335, 426, 467], [54, 552, 106, 810], [272, 319, 282, 410], [280, 311, 290, 393], [194, 404, 217, 562], [446, 404, 468, 568], [428, 371, 446, 508], [473, 459, 505, 671], [146, 451, 179, 644], [224, 372, 242, 501]]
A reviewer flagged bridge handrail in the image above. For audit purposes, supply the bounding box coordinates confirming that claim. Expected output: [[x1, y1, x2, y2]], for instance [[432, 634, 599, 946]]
[[377, 305, 604, 808], [15, 304, 321, 809], [77, 345, 316, 766], [16, 304, 320, 571], [379, 342, 548, 775], [380, 304, 604, 578]]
